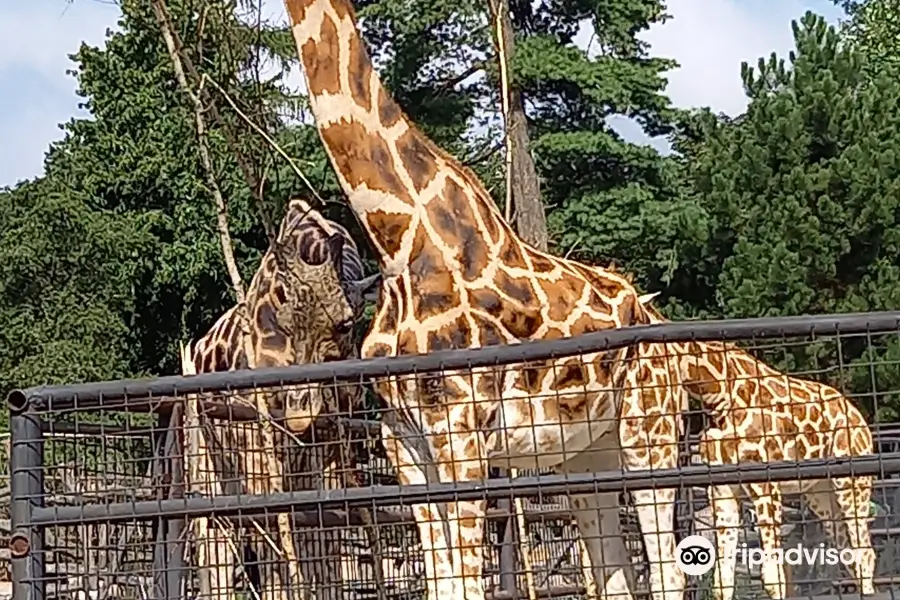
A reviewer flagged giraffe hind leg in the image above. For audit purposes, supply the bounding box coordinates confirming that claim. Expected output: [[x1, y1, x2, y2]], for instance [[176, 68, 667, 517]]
[[708, 483, 742, 600], [747, 482, 789, 600], [805, 477, 876, 595]]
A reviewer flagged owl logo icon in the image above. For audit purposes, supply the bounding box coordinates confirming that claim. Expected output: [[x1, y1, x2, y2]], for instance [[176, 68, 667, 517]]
[[676, 535, 716, 576]]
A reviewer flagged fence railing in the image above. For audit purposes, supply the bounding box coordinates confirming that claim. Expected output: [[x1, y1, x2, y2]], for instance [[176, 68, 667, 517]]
[[8, 310, 900, 600]]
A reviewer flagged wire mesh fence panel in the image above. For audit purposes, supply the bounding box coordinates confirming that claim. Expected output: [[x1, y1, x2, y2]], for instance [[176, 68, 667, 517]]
[[7, 311, 900, 600]]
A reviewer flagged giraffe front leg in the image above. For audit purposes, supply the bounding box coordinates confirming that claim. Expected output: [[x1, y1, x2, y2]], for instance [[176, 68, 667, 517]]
[[561, 434, 636, 600], [630, 487, 682, 600], [381, 417, 456, 600], [747, 483, 788, 600], [436, 426, 487, 600], [708, 484, 741, 600]]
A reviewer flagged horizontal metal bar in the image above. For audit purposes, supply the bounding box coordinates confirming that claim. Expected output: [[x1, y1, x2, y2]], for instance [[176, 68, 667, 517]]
[[10, 311, 900, 412], [28, 453, 900, 527]]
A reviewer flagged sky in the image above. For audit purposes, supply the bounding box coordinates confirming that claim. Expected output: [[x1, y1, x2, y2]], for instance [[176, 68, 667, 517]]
[[0, 0, 846, 188]]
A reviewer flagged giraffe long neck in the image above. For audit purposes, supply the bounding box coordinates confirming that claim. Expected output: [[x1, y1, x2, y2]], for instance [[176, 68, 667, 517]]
[[641, 302, 746, 416], [284, 0, 516, 276]]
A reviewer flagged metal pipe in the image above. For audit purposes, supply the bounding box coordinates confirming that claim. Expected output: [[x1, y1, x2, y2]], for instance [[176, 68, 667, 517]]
[[11, 311, 900, 411], [29, 453, 900, 527], [9, 409, 46, 600]]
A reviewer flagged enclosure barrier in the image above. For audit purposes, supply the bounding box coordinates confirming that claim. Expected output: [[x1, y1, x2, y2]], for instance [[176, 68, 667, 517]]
[[8, 310, 900, 600]]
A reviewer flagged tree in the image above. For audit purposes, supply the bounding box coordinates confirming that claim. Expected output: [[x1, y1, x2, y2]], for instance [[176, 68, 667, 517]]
[[671, 12, 900, 418], [834, 0, 900, 76], [507, 0, 699, 289]]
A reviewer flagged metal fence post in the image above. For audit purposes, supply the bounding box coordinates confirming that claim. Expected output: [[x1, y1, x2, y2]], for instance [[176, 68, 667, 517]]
[[152, 409, 186, 600], [8, 391, 46, 600]]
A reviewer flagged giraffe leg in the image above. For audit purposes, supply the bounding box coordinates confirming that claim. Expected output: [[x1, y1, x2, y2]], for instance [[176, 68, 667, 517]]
[[616, 354, 685, 600], [380, 417, 456, 599], [560, 434, 636, 600], [708, 484, 742, 600], [628, 487, 681, 600], [807, 477, 875, 594], [747, 483, 788, 600]]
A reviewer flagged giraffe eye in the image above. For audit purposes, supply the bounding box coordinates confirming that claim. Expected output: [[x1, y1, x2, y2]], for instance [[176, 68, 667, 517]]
[[335, 318, 354, 334]]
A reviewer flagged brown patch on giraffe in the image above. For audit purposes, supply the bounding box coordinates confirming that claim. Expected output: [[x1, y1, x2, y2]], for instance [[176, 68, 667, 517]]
[[495, 270, 537, 305], [467, 287, 541, 340], [320, 121, 415, 205], [410, 233, 461, 320], [516, 361, 551, 395], [377, 88, 402, 127], [395, 128, 439, 193], [551, 359, 588, 391], [475, 368, 504, 403], [272, 284, 287, 305], [472, 195, 501, 245], [379, 296, 399, 333], [300, 18, 341, 96], [368, 343, 393, 358], [498, 235, 528, 269], [366, 210, 412, 259], [426, 314, 474, 351], [544, 327, 566, 339], [284, 0, 315, 24], [393, 277, 410, 323], [347, 35, 373, 111], [684, 362, 721, 397], [529, 252, 555, 273], [397, 329, 420, 356], [539, 273, 586, 322], [573, 264, 626, 297], [426, 179, 490, 281], [470, 312, 507, 347], [569, 313, 613, 337]]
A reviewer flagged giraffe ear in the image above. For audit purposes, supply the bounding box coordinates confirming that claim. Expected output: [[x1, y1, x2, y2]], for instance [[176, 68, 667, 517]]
[[637, 291, 661, 305], [352, 272, 382, 297]]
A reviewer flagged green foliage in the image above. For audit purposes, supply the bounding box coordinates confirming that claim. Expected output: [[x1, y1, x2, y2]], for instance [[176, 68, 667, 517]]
[[835, 0, 900, 76], [4, 0, 897, 425], [670, 12, 900, 418]]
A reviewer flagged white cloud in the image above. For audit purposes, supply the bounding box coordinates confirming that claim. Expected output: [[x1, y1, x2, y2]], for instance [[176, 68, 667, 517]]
[[0, 0, 846, 186]]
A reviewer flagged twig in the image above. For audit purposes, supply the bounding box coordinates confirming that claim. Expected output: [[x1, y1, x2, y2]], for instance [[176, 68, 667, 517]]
[[151, 0, 245, 301], [202, 74, 326, 207], [152, 2, 304, 597], [490, 0, 515, 223]]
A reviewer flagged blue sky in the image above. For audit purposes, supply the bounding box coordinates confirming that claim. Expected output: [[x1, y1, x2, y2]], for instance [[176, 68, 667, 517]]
[[0, 0, 846, 188]]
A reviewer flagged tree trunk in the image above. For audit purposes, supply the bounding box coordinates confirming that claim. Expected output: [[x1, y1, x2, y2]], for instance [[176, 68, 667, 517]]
[[488, 0, 548, 251]]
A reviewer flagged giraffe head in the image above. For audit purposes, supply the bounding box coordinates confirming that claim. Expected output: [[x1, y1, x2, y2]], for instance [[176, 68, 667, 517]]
[[248, 199, 380, 433]]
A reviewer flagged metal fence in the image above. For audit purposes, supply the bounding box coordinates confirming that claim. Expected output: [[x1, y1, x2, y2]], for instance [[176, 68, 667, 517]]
[[7, 311, 900, 600]]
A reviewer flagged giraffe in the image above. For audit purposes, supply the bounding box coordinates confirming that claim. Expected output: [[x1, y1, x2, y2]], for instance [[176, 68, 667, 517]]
[[632, 290, 876, 600], [187, 196, 380, 598], [189, 196, 379, 432], [282, 2, 688, 600]]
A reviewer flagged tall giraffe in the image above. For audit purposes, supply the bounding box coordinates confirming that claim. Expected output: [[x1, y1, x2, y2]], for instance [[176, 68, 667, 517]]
[[634, 291, 876, 600], [283, 3, 687, 600], [188, 197, 380, 596]]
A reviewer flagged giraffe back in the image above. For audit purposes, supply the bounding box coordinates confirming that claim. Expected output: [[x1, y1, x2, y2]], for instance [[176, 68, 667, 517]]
[[636, 293, 873, 462]]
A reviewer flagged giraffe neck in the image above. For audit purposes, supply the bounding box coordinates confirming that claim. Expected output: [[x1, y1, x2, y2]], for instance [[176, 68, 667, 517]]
[[640, 301, 748, 415], [284, 0, 517, 277]]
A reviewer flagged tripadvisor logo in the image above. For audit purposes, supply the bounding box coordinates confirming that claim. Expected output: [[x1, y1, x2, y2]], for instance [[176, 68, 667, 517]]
[[675, 535, 865, 577], [676, 535, 716, 576]]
